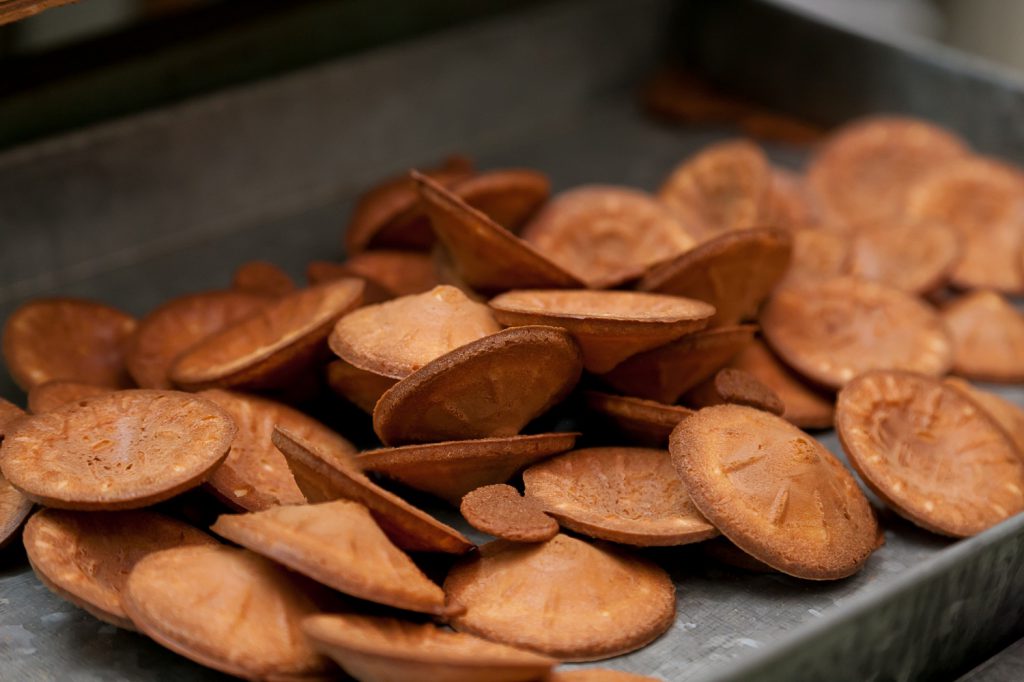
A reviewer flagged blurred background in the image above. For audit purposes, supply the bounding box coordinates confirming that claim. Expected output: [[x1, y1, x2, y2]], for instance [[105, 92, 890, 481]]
[[2, 0, 1024, 151]]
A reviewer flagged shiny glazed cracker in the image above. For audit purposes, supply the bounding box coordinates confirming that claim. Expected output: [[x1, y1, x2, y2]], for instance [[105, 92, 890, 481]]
[[23, 508, 216, 629], [123, 545, 331, 680], [1, 390, 236, 510], [2, 298, 137, 390], [670, 404, 878, 579], [357, 432, 578, 505], [837, 371, 1024, 537], [524, 447, 716, 546], [212, 500, 448, 615], [303, 613, 556, 682], [445, 534, 675, 661], [488, 289, 714, 373]]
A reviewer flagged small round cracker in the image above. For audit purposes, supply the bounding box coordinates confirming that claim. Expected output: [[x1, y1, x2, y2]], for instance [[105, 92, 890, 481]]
[[373, 326, 582, 446], [444, 534, 675, 661], [170, 278, 364, 391], [488, 290, 714, 373], [1, 389, 236, 510], [524, 447, 716, 546], [357, 432, 578, 505], [126, 289, 268, 389], [272, 426, 473, 554], [330, 285, 500, 379], [583, 391, 694, 446], [414, 172, 583, 294], [670, 404, 878, 579], [520, 185, 695, 288], [945, 377, 1024, 458], [904, 157, 1024, 293], [638, 228, 792, 327], [199, 389, 355, 511], [681, 368, 784, 415], [460, 484, 558, 543], [302, 613, 556, 682], [123, 544, 330, 679], [449, 168, 551, 233], [846, 218, 959, 295], [940, 290, 1024, 383], [600, 325, 757, 404], [761, 276, 952, 389], [27, 380, 112, 413], [231, 260, 296, 296], [728, 340, 835, 429], [212, 500, 447, 614], [2, 298, 137, 390], [657, 139, 773, 240], [23, 508, 216, 629], [316, 250, 439, 296], [807, 116, 969, 226], [345, 155, 474, 254], [837, 371, 1024, 537], [777, 228, 849, 289], [325, 358, 398, 413]]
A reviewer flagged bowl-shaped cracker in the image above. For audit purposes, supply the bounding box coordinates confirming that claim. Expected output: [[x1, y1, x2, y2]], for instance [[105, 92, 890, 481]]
[[761, 276, 953, 389], [600, 325, 757, 404], [1, 390, 235, 510], [272, 426, 473, 554], [449, 168, 551, 233], [199, 389, 355, 512], [373, 326, 582, 445], [941, 290, 1024, 383], [231, 260, 296, 296], [444, 534, 675, 661], [0, 401, 31, 548], [345, 155, 474, 254], [728, 340, 835, 430], [123, 545, 331, 679], [170, 278, 364, 391], [847, 218, 959, 295], [945, 377, 1024, 458], [2, 298, 137, 390], [357, 432, 577, 505], [671, 404, 878, 579], [23, 508, 216, 629], [0, 396, 24, 437], [524, 447, 716, 546], [330, 285, 500, 379], [808, 116, 969, 227], [126, 290, 268, 389], [414, 172, 583, 294], [520, 185, 695, 288], [212, 500, 447, 614], [837, 371, 1024, 537], [326, 358, 398, 413], [303, 613, 557, 682], [310, 250, 439, 296], [777, 228, 849, 289], [638, 228, 792, 327], [681, 368, 784, 415], [27, 380, 112, 413], [583, 391, 694, 446], [460, 484, 558, 543], [488, 290, 714, 373], [658, 139, 773, 240]]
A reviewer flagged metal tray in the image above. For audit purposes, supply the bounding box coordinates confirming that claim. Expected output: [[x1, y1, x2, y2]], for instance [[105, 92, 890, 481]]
[[3, 1, 1024, 680]]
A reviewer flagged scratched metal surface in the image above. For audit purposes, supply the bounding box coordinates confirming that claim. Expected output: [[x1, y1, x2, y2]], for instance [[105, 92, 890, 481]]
[[2, 1, 1024, 681]]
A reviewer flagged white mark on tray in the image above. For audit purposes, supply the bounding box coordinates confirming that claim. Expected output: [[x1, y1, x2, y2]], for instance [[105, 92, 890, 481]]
[[808, 608, 823, 617], [0, 625, 37, 656], [735, 638, 761, 649], [679, 622, 697, 630], [41, 612, 71, 625]]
